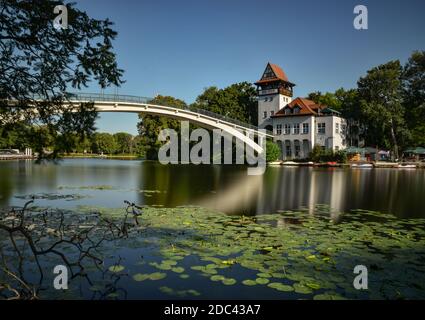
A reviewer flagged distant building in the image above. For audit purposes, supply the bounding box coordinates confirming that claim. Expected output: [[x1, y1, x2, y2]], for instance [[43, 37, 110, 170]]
[[255, 62, 348, 159]]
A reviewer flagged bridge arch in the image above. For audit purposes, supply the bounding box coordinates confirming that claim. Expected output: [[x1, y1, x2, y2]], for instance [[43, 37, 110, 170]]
[[67, 93, 273, 154]]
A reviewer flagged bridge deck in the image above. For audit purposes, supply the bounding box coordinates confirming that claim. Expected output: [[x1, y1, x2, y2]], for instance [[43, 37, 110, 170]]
[[67, 93, 273, 137]]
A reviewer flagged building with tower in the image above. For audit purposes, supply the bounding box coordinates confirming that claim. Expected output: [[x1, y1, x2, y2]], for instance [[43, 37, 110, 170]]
[[255, 62, 348, 160]]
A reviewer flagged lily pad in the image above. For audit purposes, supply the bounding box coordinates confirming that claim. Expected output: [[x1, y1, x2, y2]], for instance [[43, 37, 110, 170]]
[[108, 265, 125, 273]]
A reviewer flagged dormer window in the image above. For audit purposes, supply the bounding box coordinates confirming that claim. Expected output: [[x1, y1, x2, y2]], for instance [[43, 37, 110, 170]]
[[284, 108, 291, 115], [294, 106, 300, 114]]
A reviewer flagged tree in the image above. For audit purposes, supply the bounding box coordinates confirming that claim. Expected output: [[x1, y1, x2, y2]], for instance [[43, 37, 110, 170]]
[[265, 141, 281, 162], [132, 135, 146, 157], [403, 50, 425, 147], [0, 0, 124, 158], [137, 95, 185, 160], [307, 91, 342, 111], [191, 82, 258, 125], [91, 133, 117, 154], [357, 61, 407, 159], [113, 132, 133, 154]]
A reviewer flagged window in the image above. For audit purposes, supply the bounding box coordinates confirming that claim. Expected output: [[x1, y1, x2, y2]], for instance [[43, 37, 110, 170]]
[[276, 124, 282, 135], [341, 124, 346, 134], [284, 124, 291, 135], [294, 106, 300, 114], [293, 123, 300, 134], [335, 123, 339, 134], [284, 107, 291, 115], [318, 123, 326, 134], [263, 111, 267, 119], [286, 145, 291, 157], [295, 145, 301, 157], [302, 123, 309, 134], [270, 110, 274, 116]]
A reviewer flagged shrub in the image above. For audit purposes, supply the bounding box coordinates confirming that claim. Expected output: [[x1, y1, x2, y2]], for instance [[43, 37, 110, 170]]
[[265, 141, 281, 162], [309, 145, 347, 163]]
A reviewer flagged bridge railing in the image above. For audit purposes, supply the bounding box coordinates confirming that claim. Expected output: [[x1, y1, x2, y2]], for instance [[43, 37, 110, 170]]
[[68, 92, 273, 136]]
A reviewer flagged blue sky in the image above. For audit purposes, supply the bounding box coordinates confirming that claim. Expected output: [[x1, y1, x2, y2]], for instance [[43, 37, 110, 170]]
[[73, 0, 425, 135]]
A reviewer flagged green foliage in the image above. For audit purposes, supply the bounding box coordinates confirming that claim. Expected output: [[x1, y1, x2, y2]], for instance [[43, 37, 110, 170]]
[[113, 132, 133, 154], [0, 0, 123, 159], [403, 50, 425, 148], [137, 95, 186, 160], [308, 52, 425, 156], [91, 133, 118, 154], [358, 60, 407, 158], [0, 122, 30, 149], [71, 205, 425, 299], [265, 141, 281, 162], [307, 91, 342, 110], [309, 145, 347, 163], [191, 82, 257, 125]]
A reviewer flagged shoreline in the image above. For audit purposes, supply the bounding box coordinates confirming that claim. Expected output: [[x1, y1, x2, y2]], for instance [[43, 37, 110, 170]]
[[268, 160, 425, 169], [1, 155, 424, 169]]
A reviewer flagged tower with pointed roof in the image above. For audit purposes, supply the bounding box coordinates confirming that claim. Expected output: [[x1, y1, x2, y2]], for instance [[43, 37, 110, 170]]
[[255, 62, 295, 129], [254, 62, 349, 160]]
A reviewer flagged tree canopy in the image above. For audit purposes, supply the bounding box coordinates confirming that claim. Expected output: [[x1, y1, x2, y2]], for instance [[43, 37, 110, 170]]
[[403, 51, 425, 147], [191, 82, 257, 125], [307, 51, 425, 157], [137, 95, 186, 160], [0, 0, 124, 158]]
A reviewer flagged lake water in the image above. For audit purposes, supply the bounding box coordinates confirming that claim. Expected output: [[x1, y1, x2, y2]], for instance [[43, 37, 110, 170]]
[[0, 159, 424, 218], [1, 159, 424, 300]]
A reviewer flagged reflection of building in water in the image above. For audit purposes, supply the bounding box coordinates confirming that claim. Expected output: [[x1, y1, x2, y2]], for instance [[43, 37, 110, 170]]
[[196, 173, 263, 215], [254, 168, 347, 215]]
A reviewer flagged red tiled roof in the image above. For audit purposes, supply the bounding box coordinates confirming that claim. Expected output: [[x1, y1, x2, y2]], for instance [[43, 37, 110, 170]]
[[269, 63, 288, 82], [272, 97, 326, 117], [255, 62, 290, 84]]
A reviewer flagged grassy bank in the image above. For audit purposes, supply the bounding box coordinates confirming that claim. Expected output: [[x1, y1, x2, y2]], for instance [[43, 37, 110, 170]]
[[61, 153, 143, 160]]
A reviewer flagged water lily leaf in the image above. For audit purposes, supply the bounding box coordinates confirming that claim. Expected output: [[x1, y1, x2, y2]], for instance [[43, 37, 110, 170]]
[[210, 275, 225, 282], [222, 278, 237, 285], [171, 267, 185, 273], [306, 282, 321, 290], [242, 279, 257, 286], [255, 278, 270, 285], [108, 265, 125, 273], [149, 272, 167, 281], [268, 282, 294, 292], [133, 273, 150, 281], [293, 283, 313, 294]]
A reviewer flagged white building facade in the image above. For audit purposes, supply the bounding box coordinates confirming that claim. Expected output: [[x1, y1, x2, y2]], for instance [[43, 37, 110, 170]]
[[256, 63, 347, 160]]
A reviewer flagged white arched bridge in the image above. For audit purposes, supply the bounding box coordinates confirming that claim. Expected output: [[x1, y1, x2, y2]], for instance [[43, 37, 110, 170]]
[[65, 93, 273, 153]]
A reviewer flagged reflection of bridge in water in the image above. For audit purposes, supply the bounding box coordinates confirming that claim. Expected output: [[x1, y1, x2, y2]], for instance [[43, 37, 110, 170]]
[[66, 93, 274, 154]]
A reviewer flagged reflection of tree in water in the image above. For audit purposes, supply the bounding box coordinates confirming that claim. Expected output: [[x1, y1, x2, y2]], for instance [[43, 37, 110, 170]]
[[0, 199, 139, 300]]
